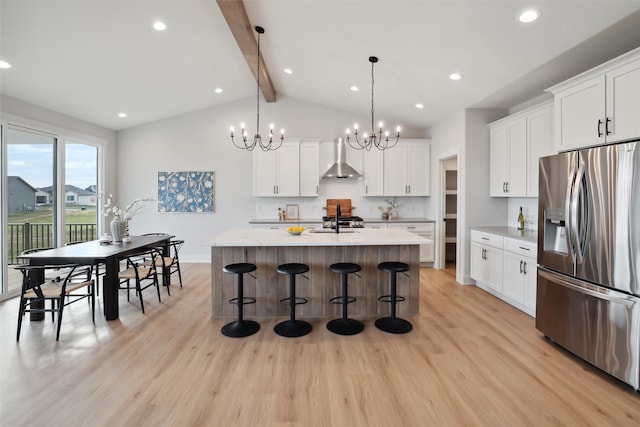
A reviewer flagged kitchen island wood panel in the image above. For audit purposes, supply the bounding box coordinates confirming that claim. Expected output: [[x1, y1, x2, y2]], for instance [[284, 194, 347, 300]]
[[211, 228, 428, 318]]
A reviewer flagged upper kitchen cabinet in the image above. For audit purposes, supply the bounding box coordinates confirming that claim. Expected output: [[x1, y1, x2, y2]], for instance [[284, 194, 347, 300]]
[[490, 115, 527, 197], [383, 140, 431, 196], [489, 101, 553, 197], [362, 148, 384, 196], [253, 141, 300, 197], [299, 141, 320, 197], [546, 47, 640, 152]]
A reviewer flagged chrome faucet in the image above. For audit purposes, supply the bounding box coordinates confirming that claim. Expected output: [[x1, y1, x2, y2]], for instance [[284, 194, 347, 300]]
[[335, 203, 341, 234]]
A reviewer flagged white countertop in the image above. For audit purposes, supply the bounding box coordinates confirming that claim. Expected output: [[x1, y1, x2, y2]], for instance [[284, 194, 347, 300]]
[[212, 228, 433, 247], [471, 226, 537, 243]]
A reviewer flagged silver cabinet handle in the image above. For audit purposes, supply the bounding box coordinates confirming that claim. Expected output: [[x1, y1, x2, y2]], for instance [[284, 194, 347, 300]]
[[520, 260, 523, 274], [523, 261, 527, 275], [597, 119, 603, 137]]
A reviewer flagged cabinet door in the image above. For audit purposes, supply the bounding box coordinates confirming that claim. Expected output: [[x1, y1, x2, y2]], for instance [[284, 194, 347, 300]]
[[606, 58, 640, 143], [506, 117, 527, 197], [299, 142, 319, 197], [485, 245, 504, 292], [383, 145, 407, 196], [406, 143, 430, 196], [470, 242, 487, 282], [523, 257, 537, 312], [253, 149, 278, 196], [490, 124, 508, 197], [527, 105, 553, 197], [274, 143, 300, 196], [554, 75, 606, 152], [363, 148, 384, 196], [502, 251, 525, 304]]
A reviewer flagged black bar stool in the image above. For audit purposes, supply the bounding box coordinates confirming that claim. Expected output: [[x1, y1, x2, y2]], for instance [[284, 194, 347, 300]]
[[221, 263, 260, 338], [275, 263, 312, 338], [376, 261, 412, 334], [327, 262, 364, 335]]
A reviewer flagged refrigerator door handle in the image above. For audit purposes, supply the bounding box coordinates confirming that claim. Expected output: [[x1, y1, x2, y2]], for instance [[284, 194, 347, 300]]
[[569, 162, 586, 264], [572, 163, 588, 263], [565, 164, 578, 262], [538, 268, 636, 306]]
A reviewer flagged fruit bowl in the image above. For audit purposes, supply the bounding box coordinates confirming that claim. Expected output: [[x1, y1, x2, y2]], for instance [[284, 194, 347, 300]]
[[286, 226, 305, 235]]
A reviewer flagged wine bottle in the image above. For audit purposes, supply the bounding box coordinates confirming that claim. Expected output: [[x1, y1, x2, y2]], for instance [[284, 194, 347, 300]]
[[517, 207, 525, 230]]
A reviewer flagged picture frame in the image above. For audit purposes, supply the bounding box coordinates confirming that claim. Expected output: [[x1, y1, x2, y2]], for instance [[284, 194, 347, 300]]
[[285, 204, 299, 220]]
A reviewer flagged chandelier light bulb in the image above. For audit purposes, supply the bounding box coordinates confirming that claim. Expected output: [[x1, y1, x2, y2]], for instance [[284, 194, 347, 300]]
[[354, 123, 359, 130], [378, 121, 383, 128]]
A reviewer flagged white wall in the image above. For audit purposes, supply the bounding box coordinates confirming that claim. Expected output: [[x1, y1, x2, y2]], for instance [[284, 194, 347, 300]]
[[427, 108, 508, 284], [116, 95, 428, 262]]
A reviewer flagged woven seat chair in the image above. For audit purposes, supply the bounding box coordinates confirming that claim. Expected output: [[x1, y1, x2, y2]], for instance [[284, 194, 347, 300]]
[[118, 249, 162, 314], [15, 263, 95, 341]]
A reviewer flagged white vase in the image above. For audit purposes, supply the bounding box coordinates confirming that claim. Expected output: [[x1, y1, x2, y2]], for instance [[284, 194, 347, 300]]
[[110, 220, 127, 243]]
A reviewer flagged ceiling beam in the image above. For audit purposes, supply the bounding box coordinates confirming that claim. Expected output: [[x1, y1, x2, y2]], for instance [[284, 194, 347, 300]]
[[217, 0, 276, 102]]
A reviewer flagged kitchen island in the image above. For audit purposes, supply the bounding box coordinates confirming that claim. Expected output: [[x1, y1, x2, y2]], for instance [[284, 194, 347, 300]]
[[211, 228, 431, 319]]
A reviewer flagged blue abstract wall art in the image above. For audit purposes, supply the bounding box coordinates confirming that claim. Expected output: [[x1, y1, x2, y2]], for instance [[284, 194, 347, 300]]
[[157, 171, 214, 213]]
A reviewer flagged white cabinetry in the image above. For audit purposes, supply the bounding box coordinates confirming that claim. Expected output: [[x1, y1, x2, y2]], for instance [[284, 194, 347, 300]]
[[489, 101, 553, 197], [470, 231, 503, 292], [253, 140, 320, 197], [384, 141, 430, 196], [471, 229, 537, 317], [490, 116, 526, 197], [362, 148, 384, 196], [547, 48, 640, 152], [502, 238, 537, 314], [388, 222, 435, 263], [299, 141, 320, 196]]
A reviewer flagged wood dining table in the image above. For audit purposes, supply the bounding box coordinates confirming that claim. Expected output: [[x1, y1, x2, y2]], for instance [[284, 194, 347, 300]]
[[19, 235, 172, 320]]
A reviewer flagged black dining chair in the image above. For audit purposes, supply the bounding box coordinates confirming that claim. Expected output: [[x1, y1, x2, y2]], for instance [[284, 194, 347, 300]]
[[118, 249, 162, 314], [15, 263, 95, 341]]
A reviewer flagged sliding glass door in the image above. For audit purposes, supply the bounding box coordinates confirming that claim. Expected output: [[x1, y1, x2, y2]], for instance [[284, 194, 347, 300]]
[[3, 126, 56, 297], [1, 126, 100, 299]]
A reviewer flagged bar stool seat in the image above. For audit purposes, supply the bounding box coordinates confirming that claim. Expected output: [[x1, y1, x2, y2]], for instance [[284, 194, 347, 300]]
[[376, 261, 412, 334], [275, 263, 312, 338], [327, 262, 364, 335], [221, 263, 260, 338]]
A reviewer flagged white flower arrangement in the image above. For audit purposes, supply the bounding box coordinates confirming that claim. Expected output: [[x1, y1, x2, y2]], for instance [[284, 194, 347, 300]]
[[99, 192, 154, 222]]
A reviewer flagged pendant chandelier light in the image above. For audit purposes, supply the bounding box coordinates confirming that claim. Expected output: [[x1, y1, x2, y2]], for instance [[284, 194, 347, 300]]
[[346, 56, 400, 151], [230, 26, 284, 151]]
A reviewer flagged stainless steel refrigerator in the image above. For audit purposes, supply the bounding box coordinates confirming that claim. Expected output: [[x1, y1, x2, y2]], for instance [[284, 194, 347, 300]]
[[537, 139, 640, 390]]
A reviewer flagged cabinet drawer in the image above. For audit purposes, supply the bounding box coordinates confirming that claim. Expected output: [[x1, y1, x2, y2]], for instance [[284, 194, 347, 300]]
[[504, 237, 536, 258], [388, 222, 434, 232], [470, 230, 503, 249]]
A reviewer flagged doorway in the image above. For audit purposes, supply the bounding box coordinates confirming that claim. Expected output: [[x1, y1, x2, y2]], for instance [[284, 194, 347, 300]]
[[440, 155, 458, 277]]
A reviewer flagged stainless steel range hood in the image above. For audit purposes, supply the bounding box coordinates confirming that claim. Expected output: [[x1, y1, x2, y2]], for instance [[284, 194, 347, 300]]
[[322, 138, 361, 179]]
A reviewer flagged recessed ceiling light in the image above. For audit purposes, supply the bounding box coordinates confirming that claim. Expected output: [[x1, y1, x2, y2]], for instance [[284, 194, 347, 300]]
[[153, 21, 167, 31], [518, 9, 540, 23], [284, 68, 293, 74], [0, 60, 12, 69], [118, 112, 127, 118], [350, 86, 359, 92], [449, 73, 462, 81], [416, 104, 424, 109], [214, 88, 223, 94]]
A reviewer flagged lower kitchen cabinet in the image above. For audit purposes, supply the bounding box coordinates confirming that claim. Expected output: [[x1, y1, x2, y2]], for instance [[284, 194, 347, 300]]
[[388, 222, 434, 264], [471, 229, 537, 317], [470, 232, 503, 293]]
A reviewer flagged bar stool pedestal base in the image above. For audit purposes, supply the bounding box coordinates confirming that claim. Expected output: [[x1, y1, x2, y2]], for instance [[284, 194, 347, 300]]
[[375, 317, 412, 334], [221, 320, 260, 338], [327, 318, 364, 336], [274, 320, 312, 338]]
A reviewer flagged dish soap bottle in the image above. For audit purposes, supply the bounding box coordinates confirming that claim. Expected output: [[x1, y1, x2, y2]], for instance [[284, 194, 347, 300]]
[[517, 207, 525, 230]]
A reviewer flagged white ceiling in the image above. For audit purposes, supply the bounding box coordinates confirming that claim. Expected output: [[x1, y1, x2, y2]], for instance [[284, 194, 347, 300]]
[[1, 1, 640, 132]]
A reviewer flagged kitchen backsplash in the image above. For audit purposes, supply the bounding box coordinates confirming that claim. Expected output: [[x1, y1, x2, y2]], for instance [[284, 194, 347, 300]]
[[508, 197, 538, 231], [255, 186, 426, 220]]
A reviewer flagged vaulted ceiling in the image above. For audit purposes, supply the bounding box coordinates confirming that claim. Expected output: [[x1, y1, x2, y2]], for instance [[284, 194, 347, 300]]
[[1, 1, 640, 131]]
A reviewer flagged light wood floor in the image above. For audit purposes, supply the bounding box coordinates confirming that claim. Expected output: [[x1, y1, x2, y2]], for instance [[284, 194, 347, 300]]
[[1, 264, 639, 426]]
